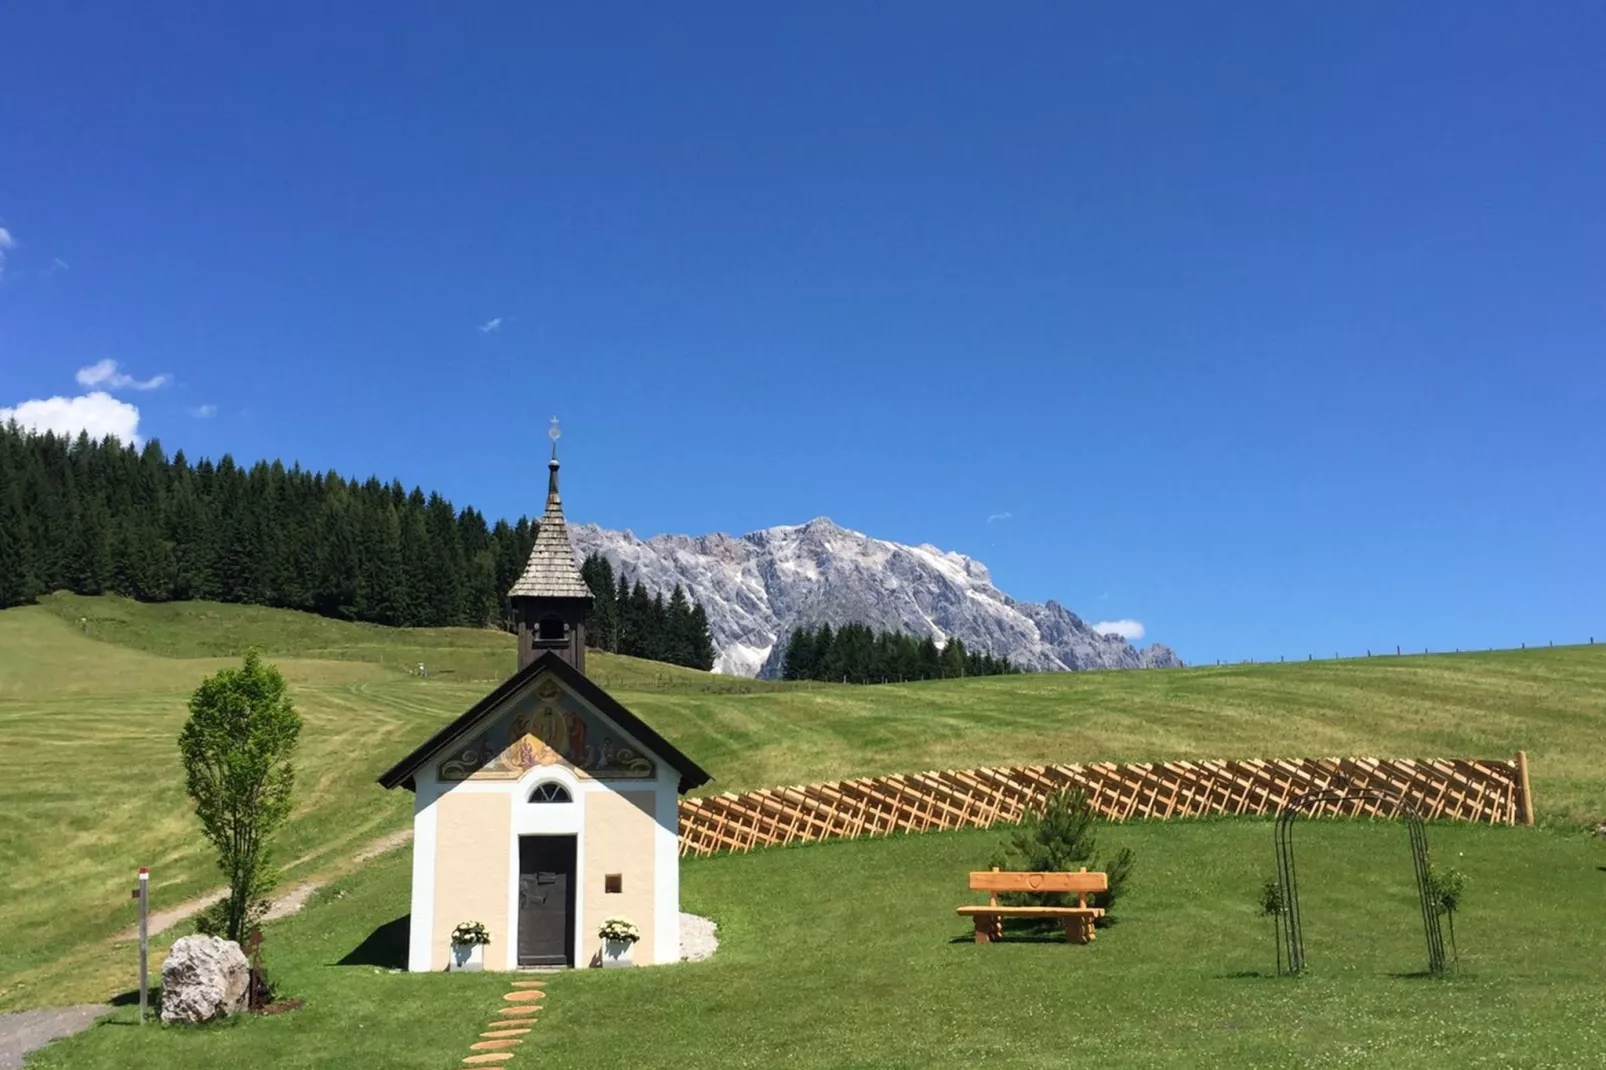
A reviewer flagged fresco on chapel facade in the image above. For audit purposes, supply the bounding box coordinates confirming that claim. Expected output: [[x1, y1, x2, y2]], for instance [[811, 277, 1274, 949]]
[[438, 676, 656, 781]]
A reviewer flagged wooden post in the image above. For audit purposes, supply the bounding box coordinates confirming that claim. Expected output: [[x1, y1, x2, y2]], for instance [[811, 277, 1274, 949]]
[[1515, 751, 1535, 826], [132, 867, 149, 1024]]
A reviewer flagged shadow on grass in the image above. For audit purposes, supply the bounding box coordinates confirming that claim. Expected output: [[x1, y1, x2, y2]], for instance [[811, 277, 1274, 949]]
[[1220, 970, 1276, 979], [103, 989, 155, 1024], [946, 918, 1116, 946], [947, 931, 1081, 945], [335, 915, 409, 968]]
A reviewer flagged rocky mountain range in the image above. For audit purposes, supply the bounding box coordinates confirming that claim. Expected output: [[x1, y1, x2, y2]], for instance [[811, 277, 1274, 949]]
[[568, 517, 1182, 678]]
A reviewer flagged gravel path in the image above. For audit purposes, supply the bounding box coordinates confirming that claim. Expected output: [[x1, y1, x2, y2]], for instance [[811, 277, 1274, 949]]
[[3, 829, 415, 1067], [114, 828, 413, 942], [0, 1005, 110, 1070], [679, 912, 719, 962]]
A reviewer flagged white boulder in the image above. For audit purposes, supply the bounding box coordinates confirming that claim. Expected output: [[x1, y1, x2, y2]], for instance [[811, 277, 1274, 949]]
[[160, 935, 250, 1024]]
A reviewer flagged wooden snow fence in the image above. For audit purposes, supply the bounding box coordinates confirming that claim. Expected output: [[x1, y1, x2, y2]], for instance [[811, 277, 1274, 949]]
[[676, 753, 1533, 858]]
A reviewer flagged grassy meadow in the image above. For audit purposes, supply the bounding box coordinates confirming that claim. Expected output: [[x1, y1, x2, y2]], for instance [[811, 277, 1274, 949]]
[[2, 593, 1604, 1014], [30, 820, 1606, 1069]]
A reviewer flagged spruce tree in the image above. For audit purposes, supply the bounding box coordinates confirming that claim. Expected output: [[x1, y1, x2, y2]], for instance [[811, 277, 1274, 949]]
[[814, 624, 840, 682], [688, 602, 717, 670], [397, 490, 432, 626], [941, 637, 968, 679], [457, 507, 500, 627], [581, 554, 619, 652], [666, 584, 694, 666], [647, 591, 669, 663], [313, 497, 359, 619], [627, 582, 653, 660], [356, 500, 407, 625], [614, 572, 635, 655], [781, 627, 811, 680], [0, 447, 33, 607]]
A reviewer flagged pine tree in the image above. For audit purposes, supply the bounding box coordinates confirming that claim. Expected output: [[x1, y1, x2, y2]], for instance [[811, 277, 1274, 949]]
[[313, 496, 359, 619], [580, 554, 619, 652], [647, 591, 669, 663], [688, 602, 717, 670], [609, 572, 630, 654], [814, 624, 841, 682], [626, 581, 653, 659], [70, 493, 113, 595], [457, 507, 500, 627], [0, 441, 34, 607], [397, 490, 432, 626], [781, 627, 812, 680], [422, 492, 464, 627], [356, 499, 407, 625], [941, 637, 968, 679], [666, 584, 694, 666]]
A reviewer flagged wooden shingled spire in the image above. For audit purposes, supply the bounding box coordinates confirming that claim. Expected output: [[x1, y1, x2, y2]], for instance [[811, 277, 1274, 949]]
[[509, 418, 593, 671], [508, 418, 592, 601]]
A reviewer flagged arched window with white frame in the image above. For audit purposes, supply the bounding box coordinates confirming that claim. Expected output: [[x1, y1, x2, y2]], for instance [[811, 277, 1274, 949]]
[[528, 781, 573, 804]]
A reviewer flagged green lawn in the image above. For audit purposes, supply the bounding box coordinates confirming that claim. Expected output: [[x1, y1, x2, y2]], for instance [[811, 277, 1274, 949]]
[[30, 820, 1606, 1069], [3, 593, 1605, 1013]]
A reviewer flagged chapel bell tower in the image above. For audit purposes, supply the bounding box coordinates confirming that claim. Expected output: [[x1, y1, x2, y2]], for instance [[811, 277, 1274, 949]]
[[507, 418, 593, 673]]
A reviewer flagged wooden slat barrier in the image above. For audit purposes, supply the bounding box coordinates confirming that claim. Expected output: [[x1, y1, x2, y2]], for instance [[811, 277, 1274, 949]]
[[677, 754, 1530, 858]]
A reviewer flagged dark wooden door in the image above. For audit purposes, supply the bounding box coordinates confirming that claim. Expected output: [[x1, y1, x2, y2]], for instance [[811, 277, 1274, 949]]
[[517, 837, 575, 967]]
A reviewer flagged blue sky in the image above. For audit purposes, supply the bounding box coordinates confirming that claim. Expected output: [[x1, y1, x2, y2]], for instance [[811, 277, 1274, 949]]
[[3, 2, 1603, 665]]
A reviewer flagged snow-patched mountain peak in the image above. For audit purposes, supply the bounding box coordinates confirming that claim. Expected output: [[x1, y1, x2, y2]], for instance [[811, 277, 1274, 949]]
[[567, 519, 1182, 678]]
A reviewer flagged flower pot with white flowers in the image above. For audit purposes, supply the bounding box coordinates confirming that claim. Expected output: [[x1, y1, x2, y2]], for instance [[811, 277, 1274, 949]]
[[598, 917, 640, 968], [450, 921, 490, 972]]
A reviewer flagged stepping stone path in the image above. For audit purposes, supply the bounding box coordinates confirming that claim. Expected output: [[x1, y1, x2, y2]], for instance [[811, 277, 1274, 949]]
[[460, 980, 547, 1067]]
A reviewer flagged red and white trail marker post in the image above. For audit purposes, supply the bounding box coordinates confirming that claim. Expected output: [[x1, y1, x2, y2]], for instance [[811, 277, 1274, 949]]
[[130, 867, 149, 1023]]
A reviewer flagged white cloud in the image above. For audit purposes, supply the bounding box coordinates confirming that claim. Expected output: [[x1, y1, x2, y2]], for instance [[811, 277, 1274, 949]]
[[190, 403, 217, 418], [0, 226, 14, 276], [75, 359, 171, 391], [1093, 619, 1145, 641], [478, 317, 504, 333], [986, 511, 1013, 524], [0, 392, 142, 445], [44, 256, 69, 277]]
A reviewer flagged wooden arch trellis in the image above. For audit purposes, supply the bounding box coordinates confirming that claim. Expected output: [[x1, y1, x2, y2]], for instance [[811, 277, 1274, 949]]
[[1273, 785, 1446, 977]]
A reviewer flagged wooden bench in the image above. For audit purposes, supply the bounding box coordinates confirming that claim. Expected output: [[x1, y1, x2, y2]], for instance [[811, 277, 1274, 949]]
[[957, 866, 1107, 945]]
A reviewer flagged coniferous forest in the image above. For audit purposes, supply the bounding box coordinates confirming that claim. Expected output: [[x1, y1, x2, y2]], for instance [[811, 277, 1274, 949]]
[[0, 425, 717, 669], [578, 553, 717, 670], [779, 622, 1019, 684]]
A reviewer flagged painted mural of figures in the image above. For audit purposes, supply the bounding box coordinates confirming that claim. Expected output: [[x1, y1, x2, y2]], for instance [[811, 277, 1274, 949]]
[[507, 710, 534, 750], [533, 705, 569, 756], [440, 693, 658, 781], [509, 737, 538, 770]]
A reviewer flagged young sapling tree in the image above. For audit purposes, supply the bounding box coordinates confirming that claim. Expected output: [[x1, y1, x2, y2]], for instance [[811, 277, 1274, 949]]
[[178, 649, 302, 943]]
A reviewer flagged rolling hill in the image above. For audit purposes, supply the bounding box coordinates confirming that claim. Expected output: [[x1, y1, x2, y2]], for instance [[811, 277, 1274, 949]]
[[2, 593, 1603, 1010]]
